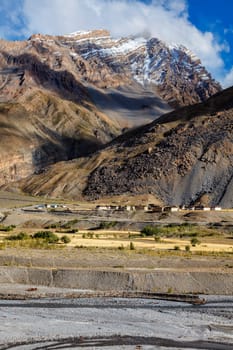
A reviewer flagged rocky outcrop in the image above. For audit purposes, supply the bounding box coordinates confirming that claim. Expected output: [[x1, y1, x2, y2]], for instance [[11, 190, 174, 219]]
[[0, 98, 119, 185], [83, 89, 233, 207], [19, 87, 233, 208], [85, 115, 232, 207]]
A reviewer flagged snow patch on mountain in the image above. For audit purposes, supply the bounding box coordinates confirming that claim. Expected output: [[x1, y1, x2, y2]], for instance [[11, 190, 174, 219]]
[[81, 37, 146, 60], [64, 30, 92, 38]]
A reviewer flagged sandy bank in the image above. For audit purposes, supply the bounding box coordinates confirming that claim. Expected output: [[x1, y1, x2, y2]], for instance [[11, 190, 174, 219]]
[[0, 266, 232, 295]]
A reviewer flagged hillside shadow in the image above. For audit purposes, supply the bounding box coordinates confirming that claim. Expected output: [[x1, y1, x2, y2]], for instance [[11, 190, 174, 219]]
[[1, 51, 88, 106], [88, 86, 169, 111], [31, 133, 102, 173], [87, 85, 171, 126]]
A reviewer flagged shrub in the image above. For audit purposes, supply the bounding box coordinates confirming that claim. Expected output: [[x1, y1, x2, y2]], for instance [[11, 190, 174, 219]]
[[141, 225, 161, 237], [33, 231, 59, 243], [0, 225, 16, 232], [58, 228, 78, 234], [180, 223, 198, 228], [185, 245, 191, 252], [5, 232, 28, 241], [99, 221, 117, 229], [61, 219, 78, 229], [190, 238, 201, 246], [87, 232, 94, 239], [60, 235, 71, 244], [174, 245, 180, 251], [45, 223, 61, 229]]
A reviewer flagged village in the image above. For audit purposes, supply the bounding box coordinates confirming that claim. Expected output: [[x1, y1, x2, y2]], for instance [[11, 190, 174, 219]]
[[95, 203, 224, 213], [30, 202, 228, 214]]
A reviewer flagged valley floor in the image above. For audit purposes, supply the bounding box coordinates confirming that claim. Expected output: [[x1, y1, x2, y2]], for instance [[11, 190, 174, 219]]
[[0, 193, 232, 349], [0, 193, 232, 289]]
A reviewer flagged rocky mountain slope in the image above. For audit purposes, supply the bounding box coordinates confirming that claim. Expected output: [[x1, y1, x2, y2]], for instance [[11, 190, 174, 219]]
[[19, 87, 233, 208], [57, 29, 220, 108], [0, 36, 121, 185], [0, 98, 119, 186], [0, 29, 221, 186]]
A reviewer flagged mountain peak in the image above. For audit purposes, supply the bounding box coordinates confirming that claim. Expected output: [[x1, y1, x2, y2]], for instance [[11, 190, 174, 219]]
[[63, 29, 111, 39], [1, 29, 221, 110], [55, 30, 220, 107]]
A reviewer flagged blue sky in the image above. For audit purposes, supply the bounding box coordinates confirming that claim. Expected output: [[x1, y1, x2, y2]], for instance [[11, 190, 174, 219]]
[[0, 0, 233, 87], [188, 1, 233, 71]]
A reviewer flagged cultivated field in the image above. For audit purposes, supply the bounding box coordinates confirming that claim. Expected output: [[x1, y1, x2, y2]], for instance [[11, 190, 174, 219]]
[[0, 190, 232, 286]]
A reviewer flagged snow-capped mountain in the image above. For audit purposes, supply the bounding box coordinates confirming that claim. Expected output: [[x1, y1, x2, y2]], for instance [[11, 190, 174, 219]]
[[0, 29, 222, 187], [59, 29, 221, 107], [0, 29, 220, 109]]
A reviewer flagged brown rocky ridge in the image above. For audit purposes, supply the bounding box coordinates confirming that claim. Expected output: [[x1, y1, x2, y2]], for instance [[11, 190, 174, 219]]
[[0, 29, 221, 187], [57, 30, 220, 108], [17, 86, 233, 208]]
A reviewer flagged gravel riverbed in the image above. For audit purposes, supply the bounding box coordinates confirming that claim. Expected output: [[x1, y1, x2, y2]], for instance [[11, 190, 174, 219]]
[[0, 293, 232, 349]]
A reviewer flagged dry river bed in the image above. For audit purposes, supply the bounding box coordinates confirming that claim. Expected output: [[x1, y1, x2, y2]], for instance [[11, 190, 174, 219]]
[[0, 292, 232, 350]]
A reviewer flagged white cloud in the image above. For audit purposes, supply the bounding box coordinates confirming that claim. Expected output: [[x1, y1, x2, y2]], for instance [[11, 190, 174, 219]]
[[3, 0, 231, 86], [221, 68, 233, 88]]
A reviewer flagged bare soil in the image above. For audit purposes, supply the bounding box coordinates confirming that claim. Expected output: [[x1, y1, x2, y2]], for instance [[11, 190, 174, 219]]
[[0, 247, 232, 271]]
